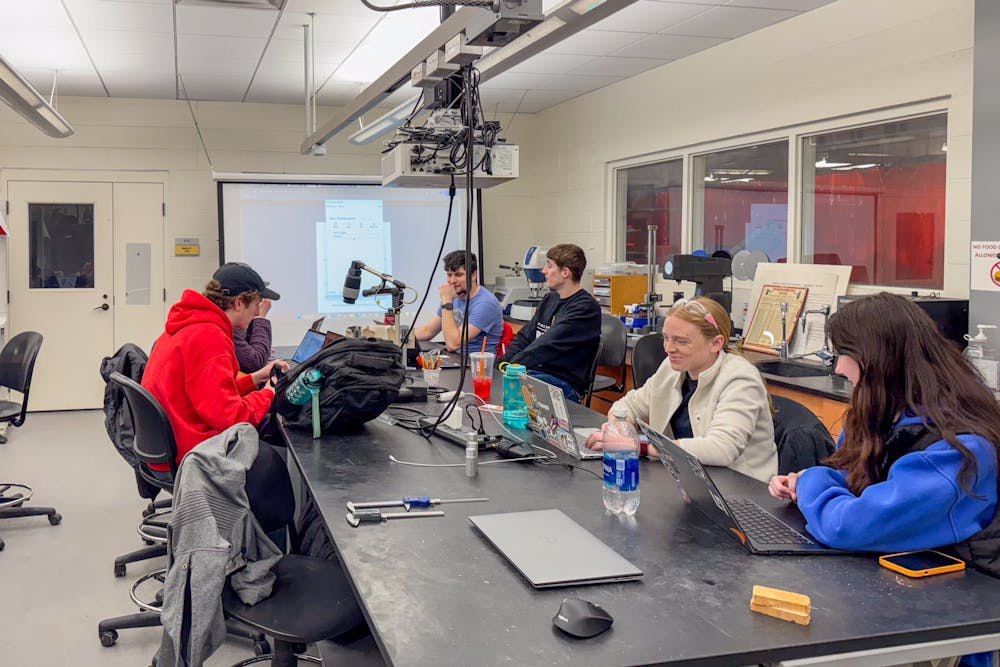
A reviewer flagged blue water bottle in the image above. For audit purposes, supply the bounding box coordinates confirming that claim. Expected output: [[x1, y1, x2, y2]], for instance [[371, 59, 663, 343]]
[[284, 369, 324, 439], [499, 363, 528, 429]]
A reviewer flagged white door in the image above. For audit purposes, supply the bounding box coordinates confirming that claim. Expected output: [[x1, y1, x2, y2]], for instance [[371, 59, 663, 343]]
[[8, 180, 164, 410]]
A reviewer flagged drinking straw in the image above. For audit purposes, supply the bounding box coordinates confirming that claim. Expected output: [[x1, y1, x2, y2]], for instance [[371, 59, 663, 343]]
[[478, 337, 487, 378]]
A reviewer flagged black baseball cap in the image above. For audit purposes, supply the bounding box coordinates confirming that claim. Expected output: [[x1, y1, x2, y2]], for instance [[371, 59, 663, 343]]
[[213, 262, 280, 300]]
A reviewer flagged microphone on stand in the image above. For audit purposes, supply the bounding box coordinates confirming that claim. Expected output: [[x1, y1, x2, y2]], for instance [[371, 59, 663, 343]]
[[342, 260, 363, 304]]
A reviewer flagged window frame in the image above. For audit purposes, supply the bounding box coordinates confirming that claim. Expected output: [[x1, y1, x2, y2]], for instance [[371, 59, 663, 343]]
[[606, 97, 953, 294]]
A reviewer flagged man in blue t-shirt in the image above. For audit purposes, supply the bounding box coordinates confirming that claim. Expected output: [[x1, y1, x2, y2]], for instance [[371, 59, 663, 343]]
[[413, 250, 504, 353]]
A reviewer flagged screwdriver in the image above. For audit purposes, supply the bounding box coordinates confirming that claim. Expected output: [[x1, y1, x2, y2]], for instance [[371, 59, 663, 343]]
[[345, 508, 445, 527], [347, 496, 489, 512]]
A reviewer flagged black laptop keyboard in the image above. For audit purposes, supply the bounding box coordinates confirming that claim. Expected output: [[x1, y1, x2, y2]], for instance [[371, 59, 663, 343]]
[[727, 498, 815, 545]]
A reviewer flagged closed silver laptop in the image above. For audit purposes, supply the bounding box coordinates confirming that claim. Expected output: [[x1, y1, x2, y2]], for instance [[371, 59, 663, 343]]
[[469, 509, 642, 588]]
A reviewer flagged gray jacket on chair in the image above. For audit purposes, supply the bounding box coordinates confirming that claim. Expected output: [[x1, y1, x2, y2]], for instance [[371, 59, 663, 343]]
[[157, 423, 282, 667]]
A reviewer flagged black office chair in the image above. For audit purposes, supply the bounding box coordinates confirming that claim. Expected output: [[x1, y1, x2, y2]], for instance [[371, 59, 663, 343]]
[[98, 372, 266, 653], [631, 332, 666, 389], [0, 331, 61, 552], [585, 314, 628, 407], [771, 395, 836, 475], [220, 554, 365, 666], [100, 344, 171, 578]]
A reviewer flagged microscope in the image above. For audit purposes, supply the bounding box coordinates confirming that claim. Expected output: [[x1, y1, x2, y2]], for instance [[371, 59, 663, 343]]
[[500, 246, 549, 321], [662, 254, 733, 313]]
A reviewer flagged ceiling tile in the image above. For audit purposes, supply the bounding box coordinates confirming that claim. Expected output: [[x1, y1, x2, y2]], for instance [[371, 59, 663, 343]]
[[507, 52, 595, 75], [19, 66, 106, 97], [0, 0, 68, 28], [175, 4, 279, 37], [479, 87, 583, 114], [176, 74, 250, 102], [266, 38, 352, 64], [570, 55, 668, 77], [283, 0, 383, 18], [484, 71, 623, 93], [589, 1, 712, 33], [81, 29, 175, 56], [546, 29, 646, 56], [726, 0, 834, 9], [178, 56, 259, 78], [312, 79, 366, 106], [0, 26, 92, 72], [275, 10, 377, 40], [91, 52, 176, 75], [253, 59, 337, 81], [612, 33, 727, 59], [102, 71, 176, 99], [662, 5, 799, 38], [177, 34, 268, 59], [63, 0, 173, 32]]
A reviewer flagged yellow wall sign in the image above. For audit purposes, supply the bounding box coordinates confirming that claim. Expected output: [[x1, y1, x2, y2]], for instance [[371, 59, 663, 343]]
[[174, 237, 200, 256]]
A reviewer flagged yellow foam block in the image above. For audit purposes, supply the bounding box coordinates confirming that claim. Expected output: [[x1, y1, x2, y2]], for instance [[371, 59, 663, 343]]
[[751, 585, 811, 612], [750, 600, 811, 625]]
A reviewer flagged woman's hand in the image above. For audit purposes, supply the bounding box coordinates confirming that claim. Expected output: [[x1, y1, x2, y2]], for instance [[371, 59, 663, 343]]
[[584, 421, 610, 451], [768, 471, 803, 502]]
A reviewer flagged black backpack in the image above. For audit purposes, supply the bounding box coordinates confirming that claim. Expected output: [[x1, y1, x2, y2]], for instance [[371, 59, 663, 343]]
[[275, 337, 405, 433]]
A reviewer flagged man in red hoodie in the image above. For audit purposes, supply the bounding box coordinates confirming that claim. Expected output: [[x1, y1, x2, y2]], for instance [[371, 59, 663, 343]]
[[143, 262, 292, 532]]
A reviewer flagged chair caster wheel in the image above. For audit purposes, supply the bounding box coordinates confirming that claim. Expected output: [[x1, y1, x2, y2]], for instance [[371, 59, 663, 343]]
[[114, 563, 127, 577], [253, 640, 271, 656], [100, 629, 118, 647], [49, 513, 62, 525]]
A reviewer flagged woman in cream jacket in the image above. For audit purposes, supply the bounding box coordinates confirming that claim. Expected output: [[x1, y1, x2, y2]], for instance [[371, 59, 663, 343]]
[[586, 297, 777, 483]]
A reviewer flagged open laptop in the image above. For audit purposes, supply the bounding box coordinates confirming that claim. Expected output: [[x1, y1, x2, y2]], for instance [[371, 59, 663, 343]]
[[519, 375, 601, 459], [288, 329, 326, 367], [469, 509, 642, 588], [638, 421, 849, 555]]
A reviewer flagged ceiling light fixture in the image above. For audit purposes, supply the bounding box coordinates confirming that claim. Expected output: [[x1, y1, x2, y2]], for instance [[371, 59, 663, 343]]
[[0, 54, 73, 139], [815, 157, 850, 169], [348, 94, 422, 145]]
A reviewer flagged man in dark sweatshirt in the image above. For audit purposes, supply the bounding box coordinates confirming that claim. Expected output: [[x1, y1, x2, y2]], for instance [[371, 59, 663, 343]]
[[501, 244, 601, 402]]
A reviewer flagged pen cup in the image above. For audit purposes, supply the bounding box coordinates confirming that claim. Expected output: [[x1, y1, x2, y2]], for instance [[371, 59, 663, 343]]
[[422, 368, 441, 388]]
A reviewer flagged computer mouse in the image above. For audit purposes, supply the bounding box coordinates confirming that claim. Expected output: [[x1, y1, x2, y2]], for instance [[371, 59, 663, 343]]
[[552, 597, 613, 638]]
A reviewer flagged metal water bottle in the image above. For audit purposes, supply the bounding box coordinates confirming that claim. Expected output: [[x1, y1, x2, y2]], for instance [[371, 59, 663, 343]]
[[284, 369, 324, 438]]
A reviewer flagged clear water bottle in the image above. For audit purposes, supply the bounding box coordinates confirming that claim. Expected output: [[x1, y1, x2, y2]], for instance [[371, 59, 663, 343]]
[[602, 408, 640, 516], [500, 363, 528, 429]]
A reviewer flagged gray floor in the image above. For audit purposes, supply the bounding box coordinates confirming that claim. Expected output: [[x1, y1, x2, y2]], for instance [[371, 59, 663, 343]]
[[0, 410, 384, 667]]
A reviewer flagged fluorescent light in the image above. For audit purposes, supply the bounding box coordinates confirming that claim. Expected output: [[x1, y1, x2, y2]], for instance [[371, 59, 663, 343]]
[[0, 54, 73, 138], [348, 94, 422, 146], [571, 0, 607, 14], [815, 157, 850, 168], [335, 8, 440, 84], [831, 163, 878, 171]]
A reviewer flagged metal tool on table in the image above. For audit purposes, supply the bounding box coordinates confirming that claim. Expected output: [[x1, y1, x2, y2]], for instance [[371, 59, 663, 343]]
[[346, 496, 489, 513], [345, 508, 445, 527]]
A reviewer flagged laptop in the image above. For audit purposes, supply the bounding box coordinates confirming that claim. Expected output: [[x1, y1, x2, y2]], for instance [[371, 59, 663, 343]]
[[469, 509, 642, 588], [519, 375, 601, 459], [637, 421, 849, 555], [289, 329, 326, 367]]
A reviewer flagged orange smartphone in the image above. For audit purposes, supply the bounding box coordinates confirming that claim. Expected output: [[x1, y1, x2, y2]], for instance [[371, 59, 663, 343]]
[[878, 550, 966, 578]]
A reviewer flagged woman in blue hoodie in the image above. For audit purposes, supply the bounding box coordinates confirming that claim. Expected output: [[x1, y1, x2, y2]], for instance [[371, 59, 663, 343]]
[[769, 293, 1000, 561]]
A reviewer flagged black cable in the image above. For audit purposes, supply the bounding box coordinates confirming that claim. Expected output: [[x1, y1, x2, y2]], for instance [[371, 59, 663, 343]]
[[537, 459, 604, 480]]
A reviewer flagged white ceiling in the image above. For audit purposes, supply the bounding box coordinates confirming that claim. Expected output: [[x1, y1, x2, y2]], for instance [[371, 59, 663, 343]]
[[0, 0, 836, 114]]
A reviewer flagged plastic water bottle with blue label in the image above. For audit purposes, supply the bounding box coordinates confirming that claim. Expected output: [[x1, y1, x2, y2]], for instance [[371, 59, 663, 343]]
[[602, 407, 640, 516]]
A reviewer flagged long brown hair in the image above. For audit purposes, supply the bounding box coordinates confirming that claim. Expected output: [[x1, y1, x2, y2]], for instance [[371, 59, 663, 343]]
[[826, 292, 1000, 494]]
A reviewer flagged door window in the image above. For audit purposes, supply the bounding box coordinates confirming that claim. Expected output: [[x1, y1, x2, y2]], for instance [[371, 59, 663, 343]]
[[28, 203, 95, 289]]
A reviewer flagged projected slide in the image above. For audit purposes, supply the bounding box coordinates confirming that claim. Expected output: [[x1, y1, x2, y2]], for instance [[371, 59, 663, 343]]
[[220, 182, 463, 346]]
